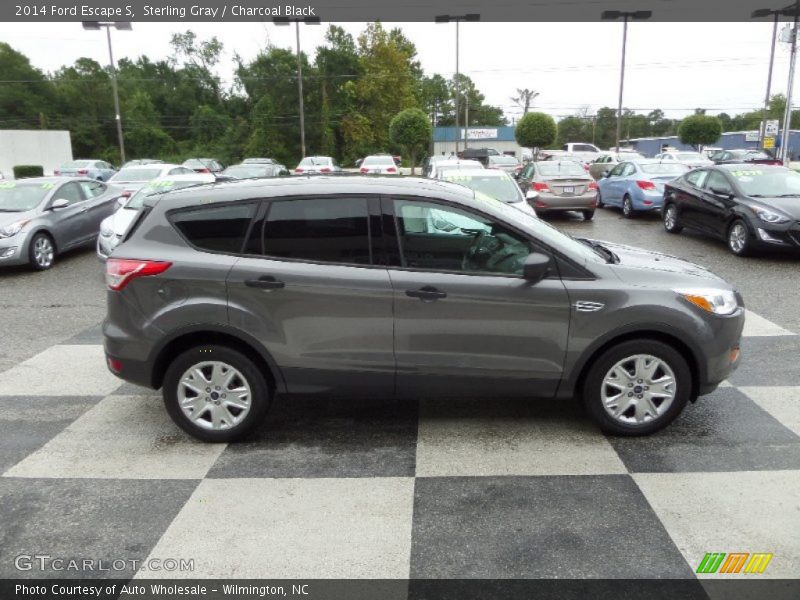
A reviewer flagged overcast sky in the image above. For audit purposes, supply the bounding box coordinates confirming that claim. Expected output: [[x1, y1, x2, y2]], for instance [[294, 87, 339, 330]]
[[0, 21, 794, 122]]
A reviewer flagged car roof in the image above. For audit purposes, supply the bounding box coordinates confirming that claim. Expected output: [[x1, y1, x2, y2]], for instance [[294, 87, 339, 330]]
[[443, 168, 508, 178], [118, 163, 182, 171], [716, 163, 785, 171], [438, 160, 483, 166]]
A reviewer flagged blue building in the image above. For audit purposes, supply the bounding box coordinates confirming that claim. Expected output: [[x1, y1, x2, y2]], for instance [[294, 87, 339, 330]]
[[433, 126, 523, 157], [626, 130, 800, 159]]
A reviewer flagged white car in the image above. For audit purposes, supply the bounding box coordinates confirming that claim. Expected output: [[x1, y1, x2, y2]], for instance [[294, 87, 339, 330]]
[[440, 168, 538, 218], [97, 173, 215, 261], [108, 163, 196, 197], [430, 159, 484, 179], [359, 155, 399, 175], [293, 156, 342, 175], [654, 151, 713, 169]]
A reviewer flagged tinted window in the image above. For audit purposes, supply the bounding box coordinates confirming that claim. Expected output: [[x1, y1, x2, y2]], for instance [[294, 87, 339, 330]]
[[685, 169, 709, 188], [704, 171, 734, 194], [262, 198, 370, 265], [609, 164, 625, 177], [56, 182, 85, 205], [172, 202, 256, 253], [80, 181, 106, 197], [572, 144, 597, 152], [621, 163, 636, 177], [393, 199, 532, 276], [537, 162, 586, 177]]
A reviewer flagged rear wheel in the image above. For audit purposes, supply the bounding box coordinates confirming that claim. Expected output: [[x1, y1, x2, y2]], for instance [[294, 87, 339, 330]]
[[163, 345, 270, 442], [28, 232, 55, 270], [622, 195, 635, 218], [582, 209, 595, 221], [727, 219, 753, 257], [663, 204, 683, 233], [583, 339, 692, 436]]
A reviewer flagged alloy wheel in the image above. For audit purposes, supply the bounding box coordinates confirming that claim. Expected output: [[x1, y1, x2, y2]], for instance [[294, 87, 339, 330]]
[[729, 222, 748, 254], [33, 236, 54, 269], [177, 361, 252, 430], [664, 206, 677, 230], [600, 354, 676, 426], [623, 196, 633, 218]]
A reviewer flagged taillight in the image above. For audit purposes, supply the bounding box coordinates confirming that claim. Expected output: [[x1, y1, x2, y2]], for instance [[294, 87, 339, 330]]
[[54, 169, 60, 175], [107, 357, 122, 373], [636, 180, 656, 190], [197, 168, 210, 173], [120, 190, 132, 198], [386, 167, 397, 173], [588, 182, 598, 191], [320, 167, 332, 173], [295, 167, 304, 173], [106, 258, 172, 291], [583, 164, 590, 171], [533, 182, 550, 192], [77, 169, 88, 175], [360, 167, 369, 173]]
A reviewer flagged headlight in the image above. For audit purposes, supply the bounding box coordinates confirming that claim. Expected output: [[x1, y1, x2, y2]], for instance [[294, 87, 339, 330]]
[[751, 206, 790, 224], [675, 288, 738, 315], [0, 219, 30, 238], [100, 223, 114, 237]]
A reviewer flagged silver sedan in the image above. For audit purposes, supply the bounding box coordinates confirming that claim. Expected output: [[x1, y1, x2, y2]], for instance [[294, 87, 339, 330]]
[[0, 177, 122, 270]]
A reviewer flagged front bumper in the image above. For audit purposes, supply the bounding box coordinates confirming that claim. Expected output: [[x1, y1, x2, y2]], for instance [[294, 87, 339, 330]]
[[751, 221, 800, 251], [0, 231, 32, 266], [696, 306, 745, 395], [96, 233, 119, 262]]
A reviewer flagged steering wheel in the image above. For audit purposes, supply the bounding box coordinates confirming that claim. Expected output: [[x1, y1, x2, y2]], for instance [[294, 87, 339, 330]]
[[462, 230, 488, 271]]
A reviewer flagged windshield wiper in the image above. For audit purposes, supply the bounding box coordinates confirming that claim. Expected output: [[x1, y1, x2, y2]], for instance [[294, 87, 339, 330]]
[[576, 237, 618, 264], [775, 193, 800, 197]]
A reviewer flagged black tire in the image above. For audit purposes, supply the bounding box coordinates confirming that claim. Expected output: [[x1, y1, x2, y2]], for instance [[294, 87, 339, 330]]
[[622, 195, 635, 219], [596, 191, 605, 208], [582, 339, 692, 436], [163, 345, 270, 442], [28, 232, 55, 271], [727, 219, 753, 257], [582, 209, 595, 221], [663, 203, 683, 234]]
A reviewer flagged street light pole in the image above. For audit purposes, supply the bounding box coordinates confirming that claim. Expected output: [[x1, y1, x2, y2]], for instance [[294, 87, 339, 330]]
[[436, 14, 479, 156], [601, 10, 652, 152], [752, 9, 781, 150], [781, 2, 800, 164], [82, 21, 131, 165], [274, 16, 320, 159]]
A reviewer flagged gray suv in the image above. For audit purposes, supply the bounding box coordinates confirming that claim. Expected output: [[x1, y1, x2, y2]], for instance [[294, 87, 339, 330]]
[[103, 177, 744, 442]]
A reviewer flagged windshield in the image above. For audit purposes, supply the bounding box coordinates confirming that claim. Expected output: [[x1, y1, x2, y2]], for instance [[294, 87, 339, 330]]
[[438, 163, 480, 174], [0, 181, 52, 211], [111, 168, 163, 182], [640, 163, 690, 175], [489, 156, 520, 166], [732, 150, 769, 159], [223, 166, 270, 178], [299, 157, 332, 167], [676, 152, 706, 161], [125, 180, 206, 209], [728, 167, 800, 197], [444, 173, 522, 203], [537, 162, 586, 176], [61, 160, 91, 169], [363, 156, 394, 166]]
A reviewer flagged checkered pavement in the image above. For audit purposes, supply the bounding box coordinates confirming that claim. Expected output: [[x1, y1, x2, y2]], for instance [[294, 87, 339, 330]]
[[0, 309, 798, 585]]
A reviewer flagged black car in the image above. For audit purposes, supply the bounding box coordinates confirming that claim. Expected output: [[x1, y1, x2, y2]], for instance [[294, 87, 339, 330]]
[[662, 164, 800, 256], [710, 149, 782, 166]]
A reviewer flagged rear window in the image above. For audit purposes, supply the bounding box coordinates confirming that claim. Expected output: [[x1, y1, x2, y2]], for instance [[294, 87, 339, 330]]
[[112, 168, 163, 182], [639, 163, 690, 175], [262, 198, 370, 265], [363, 156, 394, 166], [171, 202, 256, 253], [61, 160, 91, 168], [298, 157, 333, 167], [488, 156, 519, 166], [536, 162, 586, 176]]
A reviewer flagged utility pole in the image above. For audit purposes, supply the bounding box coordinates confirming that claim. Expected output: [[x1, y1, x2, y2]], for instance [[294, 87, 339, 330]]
[[781, 2, 800, 164], [752, 8, 781, 151]]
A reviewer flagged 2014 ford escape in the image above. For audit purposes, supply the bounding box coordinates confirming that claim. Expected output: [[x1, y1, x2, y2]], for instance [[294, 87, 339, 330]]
[[103, 177, 744, 442]]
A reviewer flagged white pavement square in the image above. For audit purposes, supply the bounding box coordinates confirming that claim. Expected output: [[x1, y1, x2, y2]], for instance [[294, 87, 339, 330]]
[[633, 470, 800, 578], [141, 477, 415, 579], [743, 310, 795, 337], [3, 395, 227, 479], [740, 386, 800, 438], [415, 399, 627, 477], [0, 344, 121, 397]]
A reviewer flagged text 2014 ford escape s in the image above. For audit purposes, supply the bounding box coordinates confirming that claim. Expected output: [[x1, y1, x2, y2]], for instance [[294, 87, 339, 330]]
[[103, 177, 744, 442]]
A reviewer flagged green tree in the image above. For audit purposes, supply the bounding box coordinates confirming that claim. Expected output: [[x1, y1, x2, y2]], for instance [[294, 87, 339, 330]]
[[556, 116, 591, 146], [515, 112, 556, 156], [124, 90, 176, 160], [389, 108, 431, 174], [678, 114, 723, 150], [0, 42, 55, 127]]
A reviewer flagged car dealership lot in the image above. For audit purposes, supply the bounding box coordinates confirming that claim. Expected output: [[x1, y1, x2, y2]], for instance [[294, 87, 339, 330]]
[[0, 207, 798, 584]]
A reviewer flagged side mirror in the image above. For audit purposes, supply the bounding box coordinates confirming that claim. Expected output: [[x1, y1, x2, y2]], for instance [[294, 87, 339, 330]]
[[523, 252, 551, 283], [50, 199, 69, 210], [602, 169, 611, 178], [525, 190, 539, 201], [117, 197, 127, 207]]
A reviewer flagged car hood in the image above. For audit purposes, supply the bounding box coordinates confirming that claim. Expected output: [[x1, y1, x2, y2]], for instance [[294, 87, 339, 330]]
[[0, 208, 39, 228], [597, 240, 730, 287], [748, 197, 800, 219]]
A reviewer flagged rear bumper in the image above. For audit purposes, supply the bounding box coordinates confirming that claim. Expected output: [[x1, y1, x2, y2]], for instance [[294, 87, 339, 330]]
[[531, 193, 596, 211]]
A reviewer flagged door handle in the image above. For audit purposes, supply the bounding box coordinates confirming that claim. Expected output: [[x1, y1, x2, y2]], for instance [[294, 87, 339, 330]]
[[406, 286, 447, 301], [245, 275, 285, 290]]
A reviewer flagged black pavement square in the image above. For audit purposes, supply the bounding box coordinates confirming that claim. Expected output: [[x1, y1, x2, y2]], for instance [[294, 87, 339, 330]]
[[0, 478, 198, 578], [728, 336, 800, 387], [65, 323, 105, 345], [409, 475, 695, 579], [0, 396, 100, 475], [206, 396, 418, 478], [609, 387, 800, 473]]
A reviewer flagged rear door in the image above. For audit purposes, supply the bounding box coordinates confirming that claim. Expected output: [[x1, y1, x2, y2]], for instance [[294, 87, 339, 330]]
[[225, 195, 395, 397], [79, 180, 115, 235], [697, 170, 738, 236], [49, 181, 89, 248], [382, 195, 570, 398], [675, 169, 710, 229]]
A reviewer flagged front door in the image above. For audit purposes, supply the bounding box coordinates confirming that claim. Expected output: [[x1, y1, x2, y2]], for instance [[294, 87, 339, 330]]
[[225, 195, 395, 397], [383, 196, 570, 398]]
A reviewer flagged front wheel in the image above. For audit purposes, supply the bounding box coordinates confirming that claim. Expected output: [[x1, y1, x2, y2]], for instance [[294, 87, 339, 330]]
[[163, 345, 270, 442], [727, 219, 753, 257], [28, 232, 55, 270], [663, 204, 683, 233], [582, 340, 692, 436]]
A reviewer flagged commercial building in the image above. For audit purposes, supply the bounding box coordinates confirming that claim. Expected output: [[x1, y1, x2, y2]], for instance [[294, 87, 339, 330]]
[[0, 130, 73, 178], [433, 126, 525, 158], [625, 130, 800, 159]]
